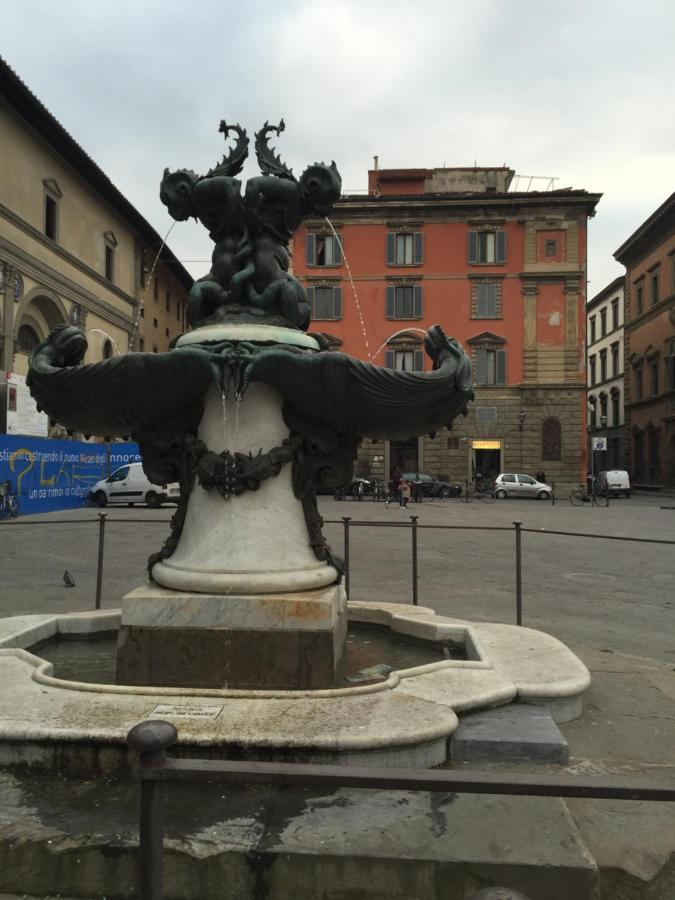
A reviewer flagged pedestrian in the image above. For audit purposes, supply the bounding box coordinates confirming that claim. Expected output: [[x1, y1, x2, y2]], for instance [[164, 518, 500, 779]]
[[400, 479, 411, 509], [391, 467, 403, 507], [536, 469, 546, 483]]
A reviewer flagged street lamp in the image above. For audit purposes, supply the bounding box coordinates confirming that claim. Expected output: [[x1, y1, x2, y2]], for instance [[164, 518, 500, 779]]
[[518, 410, 526, 431]]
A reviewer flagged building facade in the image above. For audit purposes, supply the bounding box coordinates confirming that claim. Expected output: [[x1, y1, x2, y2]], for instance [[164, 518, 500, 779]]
[[0, 56, 191, 388], [614, 194, 675, 488], [586, 276, 625, 471], [294, 166, 601, 492]]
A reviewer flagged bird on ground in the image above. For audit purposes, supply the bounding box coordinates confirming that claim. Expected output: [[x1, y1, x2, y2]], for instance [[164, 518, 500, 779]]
[[63, 570, 76, 587]]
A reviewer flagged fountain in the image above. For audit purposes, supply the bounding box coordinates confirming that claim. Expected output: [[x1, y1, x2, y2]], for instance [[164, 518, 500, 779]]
[[0, 119, 590, 772]]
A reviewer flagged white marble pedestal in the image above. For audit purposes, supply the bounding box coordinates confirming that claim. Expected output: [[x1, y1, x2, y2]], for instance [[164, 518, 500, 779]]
[[116, 325, 344, 689]]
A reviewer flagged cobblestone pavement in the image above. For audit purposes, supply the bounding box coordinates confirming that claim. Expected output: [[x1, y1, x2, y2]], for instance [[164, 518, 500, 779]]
[[1, 492, 674, 663]]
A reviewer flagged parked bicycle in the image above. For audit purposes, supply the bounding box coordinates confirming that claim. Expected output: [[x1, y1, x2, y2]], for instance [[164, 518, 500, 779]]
[[0, 480, 20, 518], [569, 484, 608, 507], [465, 484, 497, 503]]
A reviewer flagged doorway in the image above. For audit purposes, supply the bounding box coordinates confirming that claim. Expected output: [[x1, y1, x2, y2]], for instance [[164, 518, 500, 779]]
[[390, 437, 419, 473], [472, 447, 502, 485]]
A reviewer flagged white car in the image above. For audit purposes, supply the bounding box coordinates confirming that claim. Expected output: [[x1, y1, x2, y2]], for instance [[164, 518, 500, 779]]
[[493, 473, 553, 500], [90, 463, 180, 508], [597, 469, 631, 498]]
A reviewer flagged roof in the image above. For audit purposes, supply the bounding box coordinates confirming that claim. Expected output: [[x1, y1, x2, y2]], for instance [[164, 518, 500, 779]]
[[335, 188, 602, 215], [0, 55, 192, 289], [587, 275, 624, 310], [613, 193, 675, 266]]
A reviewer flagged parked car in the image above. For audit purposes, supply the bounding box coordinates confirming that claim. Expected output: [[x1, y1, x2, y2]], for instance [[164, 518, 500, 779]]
[[89, 463, 180, 508], [400, 472, 463, 498], [596, 469, 631, 498], [493, 473, 552, 500]]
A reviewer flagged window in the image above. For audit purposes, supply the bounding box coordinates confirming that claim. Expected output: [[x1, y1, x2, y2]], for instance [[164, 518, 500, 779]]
[[589, 401, 597, 429], [611, 342, 619, 377], [140, 254, 147, 289], [45, 195, 58, 240], [166, 290, 170, 311], [105, 245, 114, 281], [153, 318, 158, 328], [476, 407, 498, 425], [600, 394, 608, 422], [474, 348, 507, 385], [600, 309, 607, 336], [386, 232, 423, 266], [651, 270, 659, 305], [589, 355, 596, 385], [102, 339, 113, 360], [165, 328, 170, 337], [545, 239, 557, 256], [139, 338, 145, 351], [634, 367, 643, 400], [468, 229, 506, 264], [600, 349, 607, 382], [501, 474, 517, 483], [306, 286, 342, 320], [611, 298, 619, 330], [109, 466, 130, 483], [589, 316, 596, 344], [473, 282, 499, 318], [667, 340, 675, 390], [140, 308, 145, 318], [17, 324, 40, 352], [542, 418, 562, 460], [611, 389, 620, 425], [651, 359, 659, 395], [636, 282, 643, 314], [153, 345, 158, 353], [386, 285, 423, 319], [306, 233, 342, 267], [384, 349, 424, 371]]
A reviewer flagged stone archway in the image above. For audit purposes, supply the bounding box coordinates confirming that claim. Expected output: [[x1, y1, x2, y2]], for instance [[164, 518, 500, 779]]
[[12, 289, 67, 375]]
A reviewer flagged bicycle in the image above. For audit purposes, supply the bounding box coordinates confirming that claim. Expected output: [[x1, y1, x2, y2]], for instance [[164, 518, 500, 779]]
[[569, 484, 608, 507], [0, 481, 20, 519], [465, 483, 497, 503]]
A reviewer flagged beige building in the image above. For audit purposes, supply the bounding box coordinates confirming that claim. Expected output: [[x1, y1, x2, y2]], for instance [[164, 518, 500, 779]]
[[587, 276, 625, 470], [0, 56, 191, 384]]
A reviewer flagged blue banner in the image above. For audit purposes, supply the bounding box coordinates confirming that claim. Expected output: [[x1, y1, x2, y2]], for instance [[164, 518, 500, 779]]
[[0, 436, 141, 515]]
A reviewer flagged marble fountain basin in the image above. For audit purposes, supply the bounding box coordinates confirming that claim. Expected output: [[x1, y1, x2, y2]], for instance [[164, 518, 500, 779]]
[[0, 602, 589, 774]]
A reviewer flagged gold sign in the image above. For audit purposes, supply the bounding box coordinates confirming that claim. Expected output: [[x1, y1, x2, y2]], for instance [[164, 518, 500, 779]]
[[472, 440, 501, 450]]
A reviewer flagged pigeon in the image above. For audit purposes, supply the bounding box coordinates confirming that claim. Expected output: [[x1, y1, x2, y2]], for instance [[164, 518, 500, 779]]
[[63, 570, 76, 588]]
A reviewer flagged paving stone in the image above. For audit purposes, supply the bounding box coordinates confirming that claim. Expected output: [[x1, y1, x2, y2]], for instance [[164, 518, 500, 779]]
[[450, 703, 569, 764]]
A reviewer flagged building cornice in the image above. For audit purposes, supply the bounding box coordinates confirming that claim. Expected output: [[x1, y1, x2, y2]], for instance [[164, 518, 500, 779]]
[[624, 295, 675, 332], [587, 275, 624, 310], [614, 193, 675, 266]]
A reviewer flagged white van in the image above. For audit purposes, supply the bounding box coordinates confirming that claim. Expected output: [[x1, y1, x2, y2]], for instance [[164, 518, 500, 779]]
[[90, 463, 180, 508], [597, 470, 631, 498]]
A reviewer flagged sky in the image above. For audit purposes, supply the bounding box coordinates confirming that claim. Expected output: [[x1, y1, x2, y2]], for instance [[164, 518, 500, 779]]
[[2, 0, 674, 298]]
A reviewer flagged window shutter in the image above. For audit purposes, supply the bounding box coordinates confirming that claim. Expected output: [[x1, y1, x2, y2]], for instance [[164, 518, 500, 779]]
[[333, 233, 342, 265], [385, 350, 395, 369], [475, 348, 487, 385], [468, 230, 478, 264], [306, 234, 316, 266], [332, 286, 342, 319], [496, 230, 506, 263], [413, 285, 423, 317], [386, 286, 395, 318], [496, 349, 507, 384], [414, 349, 424, 371], [306, 286, 315, 317], [386, 233, 396, 265], [476, 283, 486, 317], [413, 232, 424, 265]]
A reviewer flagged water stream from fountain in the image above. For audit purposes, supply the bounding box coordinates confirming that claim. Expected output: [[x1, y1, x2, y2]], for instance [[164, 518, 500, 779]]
[[324, 216, 370, 359], [85, 328, 122, 356], [368, 327, 429, 364]]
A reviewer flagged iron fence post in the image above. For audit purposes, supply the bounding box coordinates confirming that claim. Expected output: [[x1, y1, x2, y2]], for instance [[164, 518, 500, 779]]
[[95, 512, 107, 610], [411, 515, 419, 606], [514, 520, 523, 626], [465, 479, 469, 503], [342, 516, 351, 600], [551, 482, 555, 506], [127, 720, 178, 900]]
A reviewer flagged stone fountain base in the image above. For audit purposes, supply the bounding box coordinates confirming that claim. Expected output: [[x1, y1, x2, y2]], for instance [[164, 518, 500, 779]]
[[116, 583, 347, 689], [0, 602, 589, 775]]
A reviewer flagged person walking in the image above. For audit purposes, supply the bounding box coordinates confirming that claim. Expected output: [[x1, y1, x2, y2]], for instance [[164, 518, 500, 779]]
[[391, 467, 403, 508], [400, 479, 411, 509]]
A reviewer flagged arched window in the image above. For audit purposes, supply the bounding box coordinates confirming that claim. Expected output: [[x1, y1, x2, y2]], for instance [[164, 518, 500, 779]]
[[102, 339, 113, 359], [541, 417, 562, 461], [17, 324, 40, 352]]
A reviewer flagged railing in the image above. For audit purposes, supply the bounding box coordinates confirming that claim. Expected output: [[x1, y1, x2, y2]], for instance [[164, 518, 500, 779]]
[[2, 510, 674, 626], [128, 720, 675, 900]]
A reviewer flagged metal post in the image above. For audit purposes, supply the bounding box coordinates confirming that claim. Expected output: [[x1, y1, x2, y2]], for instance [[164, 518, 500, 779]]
[[95, 512, 107, 610], [465, 479, 469, 503], [514, 520, 523, 626], [342, 517, 351, 600], [411, 515, 419, 606], [127, 721, 178, 900], [551, 481, 555, 506]]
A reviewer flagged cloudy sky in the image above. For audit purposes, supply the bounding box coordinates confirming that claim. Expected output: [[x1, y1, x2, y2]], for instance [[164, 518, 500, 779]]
[[3, 0, 674, 296]]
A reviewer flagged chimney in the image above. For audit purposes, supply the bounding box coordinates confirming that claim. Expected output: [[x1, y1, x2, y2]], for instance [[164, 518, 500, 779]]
[[373, 155, 379, 171]]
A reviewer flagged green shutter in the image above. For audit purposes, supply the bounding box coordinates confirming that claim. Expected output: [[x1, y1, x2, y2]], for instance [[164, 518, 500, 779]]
[[306, 234, 316, 266], [413, 232, 423, 265], [475, 348, 487, 385], [468, 230, 478, 264], [306, 286, 315, 318], [333, 233, 342, 265], [414, 349, 424, 371], [333, 286, 342, 319], [496, 230, 506, 263], [496, 349, 507, 384], [386, 286, 395, 318], [385, 350, 395, 369], [413, 285, 423, 317], [386, 233, 396, 265]]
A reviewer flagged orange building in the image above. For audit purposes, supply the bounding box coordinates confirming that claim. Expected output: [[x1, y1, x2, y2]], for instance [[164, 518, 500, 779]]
[[294, 166, 600, 491], [615, 193, 675, 488]]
